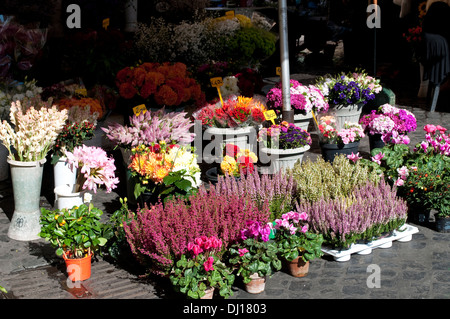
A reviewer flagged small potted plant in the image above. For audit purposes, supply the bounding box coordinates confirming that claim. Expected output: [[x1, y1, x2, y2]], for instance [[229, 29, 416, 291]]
[[273, 211, 324, 277], [359, 103, 417, 150], [39, 202, 109, 281], [227, 220, 281, 294], [258, 121, 312, 172], [169, 235, 235, 299], [316, 114, 365, 163]]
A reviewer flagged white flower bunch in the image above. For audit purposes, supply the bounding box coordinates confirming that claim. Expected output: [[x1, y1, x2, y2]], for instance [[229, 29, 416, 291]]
[[221, 76, 240, 98], [0, 79, 43, 121], [167, 145, 202, 189], [0, 101, 68, 161]]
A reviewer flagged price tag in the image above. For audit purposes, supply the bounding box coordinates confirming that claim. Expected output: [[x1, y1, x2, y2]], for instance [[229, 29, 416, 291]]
[[264, 110, 277, 125], [75, 88, 87, 97], [225, 10, 235, 19], [210, 77, 223, 88], [133, 104, 147, 116], [276, 67, 281, 76], [210, 77, 224, 106], [102, 18, 110, 30]]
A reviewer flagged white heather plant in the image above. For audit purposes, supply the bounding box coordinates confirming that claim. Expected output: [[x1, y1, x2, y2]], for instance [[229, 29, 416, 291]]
[[0, 100, 67, 161]]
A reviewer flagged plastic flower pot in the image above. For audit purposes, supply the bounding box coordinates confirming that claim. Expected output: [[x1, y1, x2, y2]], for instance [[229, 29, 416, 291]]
[[320, 141, 360, 163], [63, 251, 92, 282]]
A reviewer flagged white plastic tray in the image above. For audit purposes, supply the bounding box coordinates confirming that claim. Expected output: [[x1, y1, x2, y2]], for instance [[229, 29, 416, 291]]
[[321, 224, 419, 262]]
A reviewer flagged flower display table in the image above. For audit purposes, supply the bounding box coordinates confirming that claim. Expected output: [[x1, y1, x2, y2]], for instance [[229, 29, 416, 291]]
[[321, 224, 419, 262]]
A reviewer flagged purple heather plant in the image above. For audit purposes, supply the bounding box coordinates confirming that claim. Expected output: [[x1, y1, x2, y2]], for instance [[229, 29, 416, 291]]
[[123, 189, 270, 276], [296, 179, 408, 248]]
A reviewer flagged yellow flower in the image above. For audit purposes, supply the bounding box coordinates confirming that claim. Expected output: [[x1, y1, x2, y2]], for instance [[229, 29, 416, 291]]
[[221, 155, 238, 175], [236, 149, 258, 163]]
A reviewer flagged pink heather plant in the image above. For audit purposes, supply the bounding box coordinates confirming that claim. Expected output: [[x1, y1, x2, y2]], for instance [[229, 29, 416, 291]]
[[65, 145, 119, 193], [296, 179, 407, 248], [123, 190, 270, 275]]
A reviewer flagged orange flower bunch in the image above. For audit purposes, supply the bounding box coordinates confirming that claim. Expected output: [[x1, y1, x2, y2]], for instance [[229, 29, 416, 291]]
[[128, 144, 173, 184], [56, 97, 104, 119], [115, 62, 204, 107]]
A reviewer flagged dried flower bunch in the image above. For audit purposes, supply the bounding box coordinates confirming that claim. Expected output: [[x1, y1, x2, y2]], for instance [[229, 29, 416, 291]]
[[297, 179, 407, 249], [290, 155, 381, 203], [266, 79, 329, 115], [0, 100, 67, 161], [0, 78, 43, 121], [102, 108, 195, 149], [193, 95, 267, 128], [115, 61, 204, 108]]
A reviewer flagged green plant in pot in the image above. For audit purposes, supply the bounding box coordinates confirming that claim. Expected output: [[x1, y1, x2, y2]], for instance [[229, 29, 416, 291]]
[[227, 220, 281, 294], [39, 202, 108, 281], [273, 211, 323, 277], [169, 235, 234, 299]]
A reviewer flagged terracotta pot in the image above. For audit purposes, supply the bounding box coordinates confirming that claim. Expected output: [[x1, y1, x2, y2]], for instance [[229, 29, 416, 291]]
[[244, 273, 266, 294], [285, 256, 309, 277], [63, 251, 92, 282], [200, 287, 215, 299]]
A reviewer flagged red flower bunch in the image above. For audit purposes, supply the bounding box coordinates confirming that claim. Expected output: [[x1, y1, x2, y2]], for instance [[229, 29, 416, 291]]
[[403, 26, 422, 44], [221, 143, 258, 177], [193, 96, 267, 128], [115, 62, 204, 107]]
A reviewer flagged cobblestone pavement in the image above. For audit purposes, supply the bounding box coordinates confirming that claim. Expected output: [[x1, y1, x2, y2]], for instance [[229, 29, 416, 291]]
[[1, 77, 449, 304]]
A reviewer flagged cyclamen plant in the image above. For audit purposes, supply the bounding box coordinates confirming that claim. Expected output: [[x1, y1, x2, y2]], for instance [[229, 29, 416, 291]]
[[273, 211, 324, 262], [169, 235, 235, 299], [227, 220, 281, 284]]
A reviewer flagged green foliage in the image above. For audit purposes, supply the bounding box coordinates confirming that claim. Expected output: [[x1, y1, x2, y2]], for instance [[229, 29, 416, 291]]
[[39, 203, 108, 258], [275, 230, 324, 263], [227, 238, 281, 284], [290, 155, 381, 203], [169, 254, 235, 299]]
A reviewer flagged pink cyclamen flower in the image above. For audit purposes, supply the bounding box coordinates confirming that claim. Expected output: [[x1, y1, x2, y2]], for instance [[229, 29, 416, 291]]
[[371, 152, 385, 165], [298, 212, 308, 221], [238, 248, 249, 257], [397, 166, 409, 180], [347, 152, 362, 163], [301, 225, 309, 233], [203, 256, 214, 272], [395, 179, 405, 186], [436, 125, 447, 133], [424, 124, 436, 134]]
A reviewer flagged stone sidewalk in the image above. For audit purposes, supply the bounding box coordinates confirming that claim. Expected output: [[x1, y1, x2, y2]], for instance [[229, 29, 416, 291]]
[[1, 104, 449, 301]]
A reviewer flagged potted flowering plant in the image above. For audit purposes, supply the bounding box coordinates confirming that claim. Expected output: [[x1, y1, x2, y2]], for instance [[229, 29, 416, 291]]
[[258, 121, 312, 172], [359, 103, 417, 150], [266, 79, 329, 131], [273, 211, 324, 277], [54, 144, 119, 210], [315, 69, 382, 129], [316, 114, 365, 163], [128, 142, 201, 205], [227, 220, 281, 294], [169, 236, 235, 299], [219, 143, 257, 177], [39, 203, 109, 281]]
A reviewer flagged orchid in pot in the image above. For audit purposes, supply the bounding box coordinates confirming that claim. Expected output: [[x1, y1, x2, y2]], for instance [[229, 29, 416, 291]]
[[169, 235, 235, 299], [227, 220, 281, 293], [273, 211, 323, 277]]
